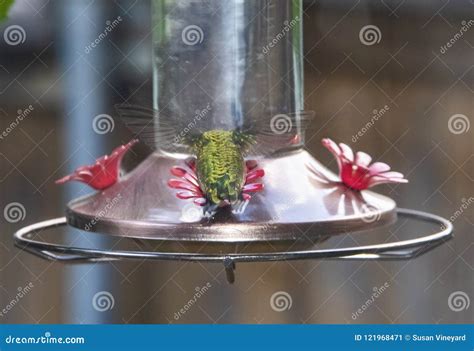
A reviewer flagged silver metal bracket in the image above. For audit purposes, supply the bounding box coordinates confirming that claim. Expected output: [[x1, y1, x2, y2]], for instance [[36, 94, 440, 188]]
[[13, 208, 453, 283]]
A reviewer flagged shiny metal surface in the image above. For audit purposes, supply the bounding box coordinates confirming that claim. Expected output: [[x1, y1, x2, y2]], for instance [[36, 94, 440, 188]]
[[66, 0, 395, 245], [65, 150, 396, 243], [13, 208, 453, 263]]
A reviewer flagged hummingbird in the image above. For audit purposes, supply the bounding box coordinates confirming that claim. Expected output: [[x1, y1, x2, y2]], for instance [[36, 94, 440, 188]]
[[116, 104, 312, 215]]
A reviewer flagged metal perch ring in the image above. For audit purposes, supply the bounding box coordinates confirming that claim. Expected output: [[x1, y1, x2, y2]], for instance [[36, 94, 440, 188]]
[[14, 208, 453, 283]]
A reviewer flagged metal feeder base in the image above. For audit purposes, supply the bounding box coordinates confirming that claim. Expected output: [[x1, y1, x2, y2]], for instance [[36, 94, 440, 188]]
[[14, 209, 452, 283], [13, 150, 453, 283], [66, 150, 397, 244]]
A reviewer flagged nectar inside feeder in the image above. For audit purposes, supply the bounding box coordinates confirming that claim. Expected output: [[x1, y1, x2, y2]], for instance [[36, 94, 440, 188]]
[[14, 0, 453, 283]]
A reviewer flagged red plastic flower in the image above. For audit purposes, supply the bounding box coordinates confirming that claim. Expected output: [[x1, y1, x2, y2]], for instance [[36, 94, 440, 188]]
[[56, 140, 137, 190], [319, 138, 408, 190], [168, 159, 265, 206]]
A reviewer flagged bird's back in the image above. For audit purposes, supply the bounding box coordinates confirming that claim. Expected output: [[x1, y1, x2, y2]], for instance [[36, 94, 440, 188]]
[[193, 130, 245, 205]]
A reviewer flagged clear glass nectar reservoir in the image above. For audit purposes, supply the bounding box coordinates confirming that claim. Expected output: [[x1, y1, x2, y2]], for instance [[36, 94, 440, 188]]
[[152, 0, 303, 153]]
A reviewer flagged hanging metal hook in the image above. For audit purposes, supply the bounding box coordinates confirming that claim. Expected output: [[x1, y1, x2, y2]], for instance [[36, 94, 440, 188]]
[[223, 257, 236, 284]]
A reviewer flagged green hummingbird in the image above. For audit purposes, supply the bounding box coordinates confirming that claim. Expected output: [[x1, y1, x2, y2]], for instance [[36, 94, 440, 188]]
[[193, 130, 253, 204], [116, 104, 311, 214]]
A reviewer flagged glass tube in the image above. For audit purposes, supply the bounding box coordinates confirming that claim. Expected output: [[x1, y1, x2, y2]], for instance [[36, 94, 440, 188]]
[[152, 0, 303, 154]]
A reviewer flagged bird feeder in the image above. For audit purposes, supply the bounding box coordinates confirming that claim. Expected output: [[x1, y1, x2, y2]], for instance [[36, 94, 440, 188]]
[[14, 0, 453, 283]]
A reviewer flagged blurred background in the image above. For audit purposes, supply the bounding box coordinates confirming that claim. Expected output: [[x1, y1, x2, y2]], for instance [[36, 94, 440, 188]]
[[0, 0, 472, 324]]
